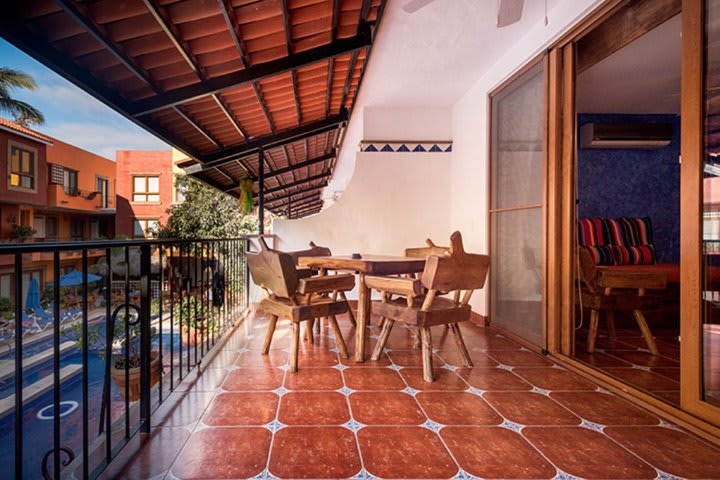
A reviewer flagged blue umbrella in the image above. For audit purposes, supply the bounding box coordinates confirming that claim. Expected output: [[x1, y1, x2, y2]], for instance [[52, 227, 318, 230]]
[[48, 270, 102, 287], [25, 278, 41, 310]]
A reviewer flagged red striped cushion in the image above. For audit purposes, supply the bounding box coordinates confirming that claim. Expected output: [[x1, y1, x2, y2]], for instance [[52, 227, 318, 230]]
[[582, 245, 616, 265], [612, 244, 657, 265]]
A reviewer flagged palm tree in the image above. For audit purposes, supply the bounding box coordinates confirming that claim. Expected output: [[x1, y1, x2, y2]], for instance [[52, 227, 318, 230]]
[[0, 67, 44, 127]]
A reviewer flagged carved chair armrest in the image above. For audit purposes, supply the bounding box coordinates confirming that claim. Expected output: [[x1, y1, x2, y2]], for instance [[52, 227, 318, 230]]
[[364, 275, 424, 298], [596, 268, 667, 291], [297, 274, 355, 295]]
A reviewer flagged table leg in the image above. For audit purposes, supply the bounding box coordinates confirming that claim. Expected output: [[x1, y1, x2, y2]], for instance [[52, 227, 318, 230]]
[[355, 273, 371, 362]]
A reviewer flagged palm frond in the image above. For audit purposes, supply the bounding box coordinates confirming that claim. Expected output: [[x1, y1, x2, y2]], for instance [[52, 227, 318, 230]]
[[0, 98, 45, 126], [0, 67, 38, 91]]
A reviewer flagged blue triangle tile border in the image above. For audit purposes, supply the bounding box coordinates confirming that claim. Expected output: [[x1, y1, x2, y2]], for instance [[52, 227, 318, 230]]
[[360, 141, 453, 153]]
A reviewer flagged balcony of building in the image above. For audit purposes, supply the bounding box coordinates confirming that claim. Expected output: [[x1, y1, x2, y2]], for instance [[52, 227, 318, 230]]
[[46, 184, 115, 214]]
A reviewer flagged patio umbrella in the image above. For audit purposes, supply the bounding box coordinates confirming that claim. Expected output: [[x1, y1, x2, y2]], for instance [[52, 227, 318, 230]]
[[48, 270, 102, 287], [25, 278, 41, 310]]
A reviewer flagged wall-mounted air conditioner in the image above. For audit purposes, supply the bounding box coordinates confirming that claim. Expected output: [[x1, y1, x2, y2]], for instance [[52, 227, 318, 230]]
[[580, 122, 672, 149]]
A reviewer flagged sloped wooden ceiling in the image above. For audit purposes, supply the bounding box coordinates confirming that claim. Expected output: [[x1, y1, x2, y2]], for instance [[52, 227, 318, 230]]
[[0, 0, 386, 218]]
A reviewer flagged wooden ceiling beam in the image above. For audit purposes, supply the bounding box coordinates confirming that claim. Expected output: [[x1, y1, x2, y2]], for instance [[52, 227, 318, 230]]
[[129, 28, 371, 117], [340, 49, 359, 110], [189, 111, 347, 169], [253, 172, 332, 198], [261, 182, 329, 205], [55, 0, 221, 149], [266, 192, 320, 209], [224, 150, 336, 191]]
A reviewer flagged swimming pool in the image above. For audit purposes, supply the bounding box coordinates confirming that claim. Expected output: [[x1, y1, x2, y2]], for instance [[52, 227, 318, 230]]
[[0, 317, 185, 479]]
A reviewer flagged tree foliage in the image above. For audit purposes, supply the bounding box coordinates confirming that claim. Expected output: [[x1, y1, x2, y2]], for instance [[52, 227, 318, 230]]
[[0, 67, 45, 127], [158, 175, 258, 239]]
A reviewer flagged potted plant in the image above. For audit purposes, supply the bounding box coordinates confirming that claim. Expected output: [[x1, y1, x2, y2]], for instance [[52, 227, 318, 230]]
[[174, 295, 218, 346], [66, 309, 161, 401], [11, 225, 36, 242]]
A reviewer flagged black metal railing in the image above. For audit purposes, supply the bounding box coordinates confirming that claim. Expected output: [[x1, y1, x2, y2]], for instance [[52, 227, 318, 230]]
[[0, 237, 251, 479]]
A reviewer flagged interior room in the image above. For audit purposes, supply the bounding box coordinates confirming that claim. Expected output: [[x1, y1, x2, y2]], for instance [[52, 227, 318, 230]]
[[573, 13, 684, 405]]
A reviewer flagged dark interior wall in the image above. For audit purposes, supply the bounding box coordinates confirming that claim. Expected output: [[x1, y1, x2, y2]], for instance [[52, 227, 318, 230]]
[[577, 113, 680, 263]]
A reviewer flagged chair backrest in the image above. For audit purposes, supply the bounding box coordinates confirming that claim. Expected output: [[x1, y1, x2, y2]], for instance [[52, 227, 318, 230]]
[[421, 232, 489, 293], [404, 238, 450, 258], [247, 237, 299, 299], [287, 241, 332, 265], [577, 247, 602, 294]]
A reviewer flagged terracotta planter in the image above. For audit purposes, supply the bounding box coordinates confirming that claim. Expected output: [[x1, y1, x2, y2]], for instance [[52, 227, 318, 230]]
[[111, 351, 162, 401], [182, 326, 207, 347]]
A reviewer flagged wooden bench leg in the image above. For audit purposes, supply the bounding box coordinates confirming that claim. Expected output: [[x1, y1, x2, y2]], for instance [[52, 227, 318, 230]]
[[316, 317, 322, 333], [420, 326, 434, 383], [305, 320, 315, 344], [290, 322, 300, 372], [633, 309, 659, 355], [449, 323, 473, 367], [328, 315, 350, 359], [412, 329, 421, 350], [587, 309, 600, 353], [371, 317, 394, 361], [262, 314, 278, 355], [606, 310, 617, 341]]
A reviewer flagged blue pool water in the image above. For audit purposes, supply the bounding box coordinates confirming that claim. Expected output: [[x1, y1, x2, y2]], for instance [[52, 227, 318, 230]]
[[0, 318, 183, 479]]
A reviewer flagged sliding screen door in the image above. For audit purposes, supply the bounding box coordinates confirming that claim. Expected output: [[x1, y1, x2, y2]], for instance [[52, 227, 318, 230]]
[[489, 60, 546, 347]]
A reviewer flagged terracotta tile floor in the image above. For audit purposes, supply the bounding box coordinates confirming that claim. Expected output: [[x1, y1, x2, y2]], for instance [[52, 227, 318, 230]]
[[103, 311, 720, 479]]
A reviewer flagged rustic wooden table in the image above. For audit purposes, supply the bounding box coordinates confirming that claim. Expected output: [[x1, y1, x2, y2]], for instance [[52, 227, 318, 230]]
[[298, 255, 426, 362]]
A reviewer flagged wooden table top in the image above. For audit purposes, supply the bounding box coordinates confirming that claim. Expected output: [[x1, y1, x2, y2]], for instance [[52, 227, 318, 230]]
[[298, 255, 426, 275]]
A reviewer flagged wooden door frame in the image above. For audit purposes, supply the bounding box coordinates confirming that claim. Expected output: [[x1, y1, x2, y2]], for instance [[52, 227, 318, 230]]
[[680, 0, 720, 424], [542, 0, 720, 440]]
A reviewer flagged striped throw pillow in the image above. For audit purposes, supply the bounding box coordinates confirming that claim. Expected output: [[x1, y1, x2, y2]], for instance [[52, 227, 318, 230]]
[[577, 218, 610, 246]]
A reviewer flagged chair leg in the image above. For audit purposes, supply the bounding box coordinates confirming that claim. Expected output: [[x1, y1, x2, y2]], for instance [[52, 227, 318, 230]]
[[412, 329, 421, 350], [587, 309, 600, 353], [328, 315, 350, 359], [606, 310, 617, 340], [290, 322, 300, 372], [633, 309, 659, 355], [420, 326, 434, 383], [305, 319, 315, 344], [371, 318, 394, 361], [449, 323, 473, 367], [340, 291, 357, 327], [262, 314, 278, 355]]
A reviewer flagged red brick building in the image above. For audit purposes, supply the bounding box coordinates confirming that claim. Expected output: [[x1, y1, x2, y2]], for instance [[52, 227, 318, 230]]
[[115, 150, 184, 238]]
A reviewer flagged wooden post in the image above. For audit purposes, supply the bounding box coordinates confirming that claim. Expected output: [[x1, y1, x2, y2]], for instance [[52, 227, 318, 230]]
[[258, 147, 265, 234]]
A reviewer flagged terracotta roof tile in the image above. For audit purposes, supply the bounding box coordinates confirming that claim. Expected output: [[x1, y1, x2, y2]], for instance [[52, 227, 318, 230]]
[[0, 117, 53, 144]]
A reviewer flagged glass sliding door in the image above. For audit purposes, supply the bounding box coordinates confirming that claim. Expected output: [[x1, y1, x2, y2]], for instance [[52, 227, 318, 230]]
[[489, 60, 546, 347]]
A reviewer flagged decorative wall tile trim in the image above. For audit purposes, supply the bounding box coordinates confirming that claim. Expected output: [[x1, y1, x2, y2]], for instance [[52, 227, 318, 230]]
[[360, 141, 452, 153]]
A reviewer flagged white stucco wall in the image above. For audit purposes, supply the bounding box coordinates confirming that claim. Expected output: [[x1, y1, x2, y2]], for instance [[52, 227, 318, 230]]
[[273, 150, 452, 274]]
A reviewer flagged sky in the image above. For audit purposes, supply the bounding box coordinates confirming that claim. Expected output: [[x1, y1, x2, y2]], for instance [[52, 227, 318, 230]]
[[0, 39, 170, 160]]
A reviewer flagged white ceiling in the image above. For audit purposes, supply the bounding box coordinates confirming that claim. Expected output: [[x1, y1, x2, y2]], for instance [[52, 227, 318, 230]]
[[576, 14, 681, 114], [358, 0, 562, 107]]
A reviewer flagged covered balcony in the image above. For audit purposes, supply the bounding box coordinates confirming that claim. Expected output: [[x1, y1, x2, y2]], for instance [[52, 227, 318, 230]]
[[3, 0, 720, 479]]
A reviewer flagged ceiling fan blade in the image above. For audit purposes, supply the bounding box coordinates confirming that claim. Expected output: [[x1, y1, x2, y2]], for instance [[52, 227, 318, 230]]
[[497, 0, 524, 27], [402, 0, 436, 14]]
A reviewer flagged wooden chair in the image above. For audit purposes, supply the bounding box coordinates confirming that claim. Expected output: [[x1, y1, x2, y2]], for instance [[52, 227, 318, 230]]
[[247, 238, 356, 371], [287, 241, 357, 340], [577, 248, 666, 355], [366, 232, 489, 382]]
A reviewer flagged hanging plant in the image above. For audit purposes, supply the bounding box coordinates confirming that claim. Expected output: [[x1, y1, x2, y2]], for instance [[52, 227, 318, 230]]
[[238, 178, 254, 214]]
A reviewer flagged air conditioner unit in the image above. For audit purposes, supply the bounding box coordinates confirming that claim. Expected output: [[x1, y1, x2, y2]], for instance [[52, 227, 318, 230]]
[[580, 122, 672, 149]]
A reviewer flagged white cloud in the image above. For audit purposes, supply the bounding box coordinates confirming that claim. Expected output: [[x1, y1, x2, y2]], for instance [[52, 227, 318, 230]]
[[44, 121, 170, 160]]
